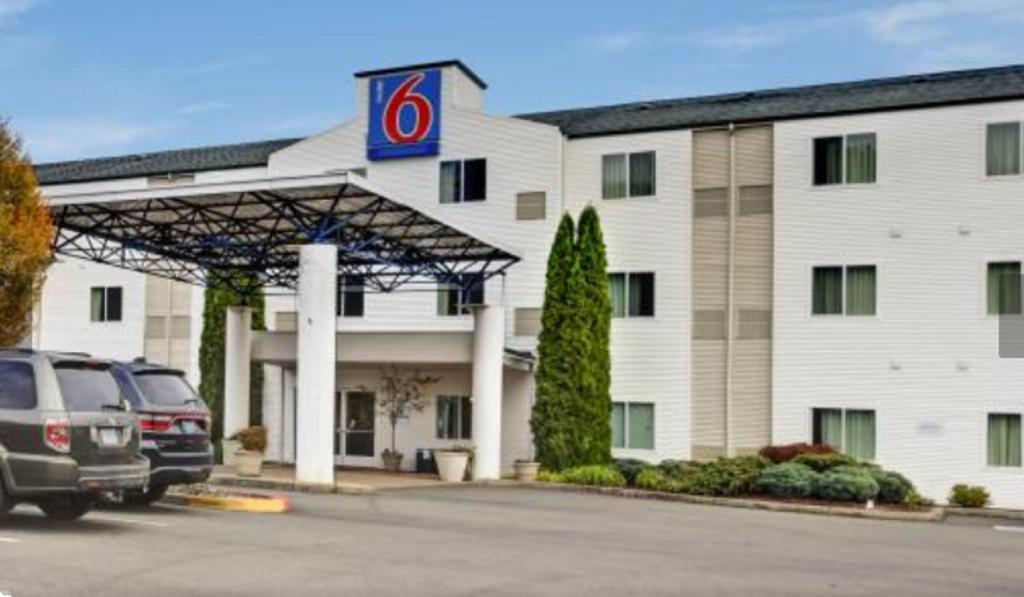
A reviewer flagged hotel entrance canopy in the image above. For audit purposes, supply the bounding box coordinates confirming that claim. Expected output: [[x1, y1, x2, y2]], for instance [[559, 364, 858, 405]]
[[47, 172, 519, 293]]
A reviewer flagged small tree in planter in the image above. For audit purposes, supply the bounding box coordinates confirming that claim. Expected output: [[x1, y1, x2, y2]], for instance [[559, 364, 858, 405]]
[[377, 366, 439, 472], [232, 426, 267, 477]]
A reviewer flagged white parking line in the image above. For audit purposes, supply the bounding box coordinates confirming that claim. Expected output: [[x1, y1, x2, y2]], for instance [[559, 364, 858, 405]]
[[87, 514, 169, 528], [994, 525, 1024, 533], [0, 537, 21, 543]]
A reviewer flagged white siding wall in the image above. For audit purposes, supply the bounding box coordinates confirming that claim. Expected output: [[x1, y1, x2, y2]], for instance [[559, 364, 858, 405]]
[[563, 131, 692, 463], [774, 100, 1024, 507]]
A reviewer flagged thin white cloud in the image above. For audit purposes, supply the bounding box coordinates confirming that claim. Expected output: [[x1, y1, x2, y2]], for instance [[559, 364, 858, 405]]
[[177, 101, 228, 116], [0, 0, 42, 25], [585, 32, 648, 52], [21, 118, 165, 162]]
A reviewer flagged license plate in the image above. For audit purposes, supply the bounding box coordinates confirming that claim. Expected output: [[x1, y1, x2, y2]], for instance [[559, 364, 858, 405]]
[[99, 427, 121, 446], [179, 420, 202, 434]]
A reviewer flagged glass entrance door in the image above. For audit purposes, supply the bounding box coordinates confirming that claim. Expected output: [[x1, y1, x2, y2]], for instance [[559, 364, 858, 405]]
[[335, 390, 376, 466]]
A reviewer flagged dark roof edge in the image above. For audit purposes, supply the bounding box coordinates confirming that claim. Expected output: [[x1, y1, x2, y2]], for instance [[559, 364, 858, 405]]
[[559, 92, 1024, 139], [354, 59, 487, 90], [33, 137, 302, 170]]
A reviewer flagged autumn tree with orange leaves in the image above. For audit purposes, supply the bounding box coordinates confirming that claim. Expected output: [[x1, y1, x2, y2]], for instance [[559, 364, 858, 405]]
[[0, 121, 53, 346]]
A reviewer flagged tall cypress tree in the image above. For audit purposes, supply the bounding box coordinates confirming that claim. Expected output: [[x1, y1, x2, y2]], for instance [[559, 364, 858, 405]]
[[531, 214, 580, 470], [576, 206, 612, 464]]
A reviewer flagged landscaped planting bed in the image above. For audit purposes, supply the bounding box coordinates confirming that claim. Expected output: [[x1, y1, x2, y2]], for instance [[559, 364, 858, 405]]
[[534, 443, 933, 514]]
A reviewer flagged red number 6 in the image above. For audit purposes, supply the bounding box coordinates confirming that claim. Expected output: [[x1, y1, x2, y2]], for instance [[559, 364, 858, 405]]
[[383, 73, 433, 144]]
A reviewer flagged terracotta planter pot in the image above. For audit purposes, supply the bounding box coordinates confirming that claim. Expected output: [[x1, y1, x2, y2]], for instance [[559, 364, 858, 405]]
[[513, 461, 540, 483], [221, 439, 241, 467], [235, 450, 264, 477], [382, 452, 403, 473], [434, 451, 469, 482]]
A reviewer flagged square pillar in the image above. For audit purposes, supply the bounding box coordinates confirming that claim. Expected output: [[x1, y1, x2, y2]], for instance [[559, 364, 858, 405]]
[[223, 306, 252, 439], [295, 244, 338, 486], [471, 303, 505, 480]]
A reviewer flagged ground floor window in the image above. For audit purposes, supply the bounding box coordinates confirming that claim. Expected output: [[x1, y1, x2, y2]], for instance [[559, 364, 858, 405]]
[[812, 408, 875, 460], [436, 395, 472, 440], [612, 402, 654, 450], [988, 413, 1022, 467]]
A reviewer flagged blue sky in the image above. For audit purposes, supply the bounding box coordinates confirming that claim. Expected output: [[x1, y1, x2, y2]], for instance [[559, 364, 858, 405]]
[[2, 0, 1024, 163]]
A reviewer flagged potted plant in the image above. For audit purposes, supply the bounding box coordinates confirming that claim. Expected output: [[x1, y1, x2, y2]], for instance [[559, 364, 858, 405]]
[[377, 366, 439, 473], [233, 426, 267, 477], [435, 446, 472, 482], [513, 459, 540, 482]]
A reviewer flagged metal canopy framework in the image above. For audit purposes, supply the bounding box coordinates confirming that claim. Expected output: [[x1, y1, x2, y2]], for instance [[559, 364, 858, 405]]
[[48, 174, 519, 295]]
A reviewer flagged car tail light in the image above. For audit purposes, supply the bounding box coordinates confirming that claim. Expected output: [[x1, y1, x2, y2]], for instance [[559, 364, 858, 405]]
[[138, 413, 174, 433], [44, 418, 72, 453]]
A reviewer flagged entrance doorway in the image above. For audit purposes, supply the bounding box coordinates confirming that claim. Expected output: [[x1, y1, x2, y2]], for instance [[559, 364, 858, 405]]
[[334, 390, 377, 467]]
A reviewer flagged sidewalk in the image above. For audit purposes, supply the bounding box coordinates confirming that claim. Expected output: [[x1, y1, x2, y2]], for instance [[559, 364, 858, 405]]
[[210, 464, 449, 494]]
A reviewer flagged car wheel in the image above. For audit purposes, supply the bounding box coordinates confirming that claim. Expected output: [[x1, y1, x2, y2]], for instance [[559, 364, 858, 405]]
[[123, 484, 168, 506], [38, 496, 95, 521]]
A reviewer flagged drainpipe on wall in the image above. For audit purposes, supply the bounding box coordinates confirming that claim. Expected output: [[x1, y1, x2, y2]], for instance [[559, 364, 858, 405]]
[[724, 123, 737, 457]]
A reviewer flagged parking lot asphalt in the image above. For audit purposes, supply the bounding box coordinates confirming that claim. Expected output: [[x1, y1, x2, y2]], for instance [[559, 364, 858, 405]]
[[0, 485, 1022, 597]]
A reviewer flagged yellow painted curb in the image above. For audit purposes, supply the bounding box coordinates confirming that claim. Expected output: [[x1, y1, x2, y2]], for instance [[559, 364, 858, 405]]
[[179, 493, 292, 514]]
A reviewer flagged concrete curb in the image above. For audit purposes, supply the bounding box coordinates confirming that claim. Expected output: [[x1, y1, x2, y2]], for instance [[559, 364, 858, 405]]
[[942, 506, 1024, 520], [208, 474, 468, 495], [163, 492, 292, 514], [497, 481, 945, 523]]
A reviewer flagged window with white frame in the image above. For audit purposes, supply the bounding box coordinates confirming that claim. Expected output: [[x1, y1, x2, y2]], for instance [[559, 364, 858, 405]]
[[608, 272, 655, 318], [437, 274, 484, 316], [436, 395, 472, 440], [812, 408, 875, 460], [602, 151, 656, 199], [611, 402, 654, 450], [988, 413, 1022, 467], [811, 265, 876, 316], [90, 287, 123, 322], [439, 159, 486, 203], [987, 261, 1022, 315], [987, 122, 1022, 176], [813, 133, 876, 185]]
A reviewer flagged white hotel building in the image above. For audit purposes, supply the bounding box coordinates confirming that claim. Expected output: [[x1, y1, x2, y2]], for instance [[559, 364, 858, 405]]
[[29, 61, 1024, 507]]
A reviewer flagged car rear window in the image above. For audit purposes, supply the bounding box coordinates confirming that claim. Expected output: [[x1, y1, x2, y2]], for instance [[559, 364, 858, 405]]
[[133, 373, 199, 407], [54, 364, 123, 412], [0, 361, 37, 410]]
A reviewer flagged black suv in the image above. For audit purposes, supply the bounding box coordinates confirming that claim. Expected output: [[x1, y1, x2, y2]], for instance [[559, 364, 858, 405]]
[[111, 360, 213, 505], [0, 350, 149, 520]]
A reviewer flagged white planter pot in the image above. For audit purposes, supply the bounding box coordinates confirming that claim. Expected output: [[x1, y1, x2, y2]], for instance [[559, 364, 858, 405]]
[[221, 439, 242, 467], [235, 450, 264, 477], [513, 461, 540, 483], [434, 451, 469, 482]]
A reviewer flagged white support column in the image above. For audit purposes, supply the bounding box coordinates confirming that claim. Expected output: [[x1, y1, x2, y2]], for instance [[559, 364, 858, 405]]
[[223, 306, 252, 440], [471, 304, 505, 480], [295, 244, 338, 486]]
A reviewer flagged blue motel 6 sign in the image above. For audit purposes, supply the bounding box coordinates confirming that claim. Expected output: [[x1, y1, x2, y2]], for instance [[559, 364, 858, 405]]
[[367, 69, 441, 161]]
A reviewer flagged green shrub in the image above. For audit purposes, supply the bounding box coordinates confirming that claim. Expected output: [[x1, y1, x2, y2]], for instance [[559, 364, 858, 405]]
[[758, 443, 835, 464], [613, 458, 650, 486], [536, 470, 564, 483], [868, 468, 915, 504], [559, 465, 626, 487], [949, 484, 990, 508], [754, 463, 819, 498], [904, 489, 935, 510], [634, 467, 669, 491], [657, 459, 703, 480], [792, 452, 860, 472], [813, 467, 879, 502], [685, 456, 770, 497]]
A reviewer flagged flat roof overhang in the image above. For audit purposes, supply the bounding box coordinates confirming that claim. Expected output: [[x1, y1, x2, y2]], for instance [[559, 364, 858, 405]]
[[47, 173, 519, 294]]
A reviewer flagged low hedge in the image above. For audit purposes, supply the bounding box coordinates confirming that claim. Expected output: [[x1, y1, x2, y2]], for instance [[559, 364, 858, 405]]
[[791, 452, 860, 472], [613, 458, 649, 486], [559, 465, 626, 488], [755, 463, 819, 498], [684, 456, 770, 497], [868, 468, 915, 504], [949, 484, 990, 508], [758, 443, 835, 464], [813, 466, 879, 502], [634, 467, 669, 491]]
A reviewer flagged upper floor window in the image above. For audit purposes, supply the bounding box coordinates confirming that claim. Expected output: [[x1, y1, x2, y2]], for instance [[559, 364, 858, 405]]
[[90, 286, 123, 322], [437, 274, 484, 316], [987, 122, 1022, 176], [439, 159, 486, 203], [813, 133, 876, 185], [987, 261, 1022, 315], [812, 408, 875, 460], [988, 413, 1022, 467], [812, 265, 876, 316], [602, 151, 656, 199], [608, 272, 655, 318], [436, 395, 472, 440], [337, 275, 365, 318]]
